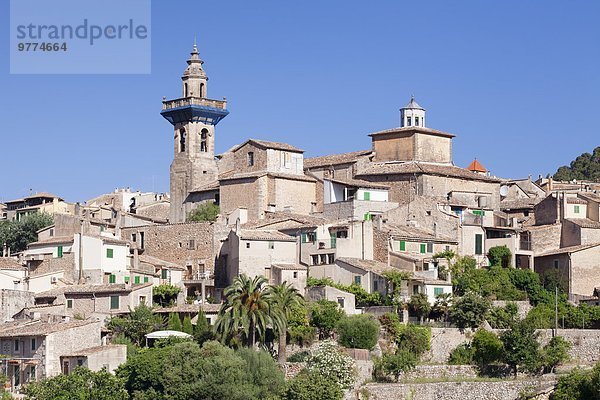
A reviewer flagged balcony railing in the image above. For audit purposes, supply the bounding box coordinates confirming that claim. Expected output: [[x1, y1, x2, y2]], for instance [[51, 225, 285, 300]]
[[162, 97, 227, 111]]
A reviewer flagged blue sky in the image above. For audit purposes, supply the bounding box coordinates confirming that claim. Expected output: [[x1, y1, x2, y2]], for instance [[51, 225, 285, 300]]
[[1, 0, 599, 203]]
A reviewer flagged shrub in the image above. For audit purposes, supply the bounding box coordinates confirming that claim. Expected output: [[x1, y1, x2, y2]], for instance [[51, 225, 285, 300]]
[[487, 245, 512, 268], [553, 364, 598, 400], [153, 284, 181, 307], [541, 336, 571, 373], [336, 315, 380, 350], [187, 202, 219, 222], [500, 320, 541, 375], [486, 302, 518, 329], [284, 370, 343, 400], [409, 293, 431, 322], [471, 329, 503, 367], [309, 300, 345, 339], [448, 343, 474, 365], [396, 324, 430, 358], [379, 312, 402, 337], [306, 341, 355, 389], [449, 291, 491, 331], [378, 350, 418, 381], [287, 351, 310, 363]]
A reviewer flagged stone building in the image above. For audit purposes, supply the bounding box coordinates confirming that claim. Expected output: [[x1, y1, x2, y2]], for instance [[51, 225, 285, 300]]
[[0, 319, 102, 393], [3, 192, 74, 222]]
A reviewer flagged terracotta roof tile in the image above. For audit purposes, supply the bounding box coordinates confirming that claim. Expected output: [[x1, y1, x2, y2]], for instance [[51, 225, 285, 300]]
[[467, 159, 487, 173], [336, 257, 395, 275], [304, 150, 372, 169], [369, 126, 455, 139], [536, 242, 600, 257], [566, 218, 600, 229], [356, 161, 501, 183], [271, 263, 307, 270], [238, 229, 296, 242], [233, 139, 303, 153], [0, 320, 97, 338]]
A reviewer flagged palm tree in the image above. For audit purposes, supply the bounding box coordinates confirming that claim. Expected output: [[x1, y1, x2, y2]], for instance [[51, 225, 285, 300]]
[[214, 274, 275, 348], [271, 282, 305, 365]]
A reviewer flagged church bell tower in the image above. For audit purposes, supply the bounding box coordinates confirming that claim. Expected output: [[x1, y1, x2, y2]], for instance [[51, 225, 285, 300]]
[[161, 44, 229, 222]]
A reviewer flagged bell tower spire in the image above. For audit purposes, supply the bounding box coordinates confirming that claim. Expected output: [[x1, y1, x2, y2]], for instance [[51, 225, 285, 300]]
[[161, 42, 229, 223]]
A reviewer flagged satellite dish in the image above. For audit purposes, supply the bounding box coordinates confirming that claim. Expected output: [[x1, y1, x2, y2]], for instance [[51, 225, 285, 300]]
[[500, 186, 509, 197]]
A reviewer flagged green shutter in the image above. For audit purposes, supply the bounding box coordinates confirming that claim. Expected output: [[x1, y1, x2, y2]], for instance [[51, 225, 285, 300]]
[[420, 244, 426, 254], [434, 287, 444, 296], [574, 205, 580, 214], [109, 274, 116, 283], [301, 233, 307, 243], [399, 241, 406, 251], [364, 213, 371, 221], [363, 191, 370, 201], [110, 295, 119, 310], [106, 248, 113, 258], [67, 299, 73, 309], [124, 276, 130, 283], [57, 246, 63, 258], [161, 269, 168, 279], [144, 277, 149, 283], [134, 276, 140, 284], [475, 234, 483, 255], [354, 276, 361, 285]]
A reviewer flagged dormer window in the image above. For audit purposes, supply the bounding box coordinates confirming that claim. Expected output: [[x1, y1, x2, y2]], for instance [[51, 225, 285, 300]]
[[247, 152, 254, 167]]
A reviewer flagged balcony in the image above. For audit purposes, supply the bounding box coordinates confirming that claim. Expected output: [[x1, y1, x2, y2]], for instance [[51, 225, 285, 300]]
[[182, 271, 214, 287], [162, 96, 227, 111]]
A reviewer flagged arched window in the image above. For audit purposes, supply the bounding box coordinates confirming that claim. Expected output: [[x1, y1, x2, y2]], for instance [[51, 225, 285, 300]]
[[199, 83, 204, 98], [200, 128, 208, 152], [179, 129, 186, 152]]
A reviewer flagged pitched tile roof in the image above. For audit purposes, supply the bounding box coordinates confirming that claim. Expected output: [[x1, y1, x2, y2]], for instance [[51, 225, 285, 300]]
[[62, 344, 126, 357], [356, 161, 501, 183], [219, 171, 315, 183], [154, 303, 221, 313], [536, 242, 600, 257], [500, 198, 541, 210], [28, 236, 74, 247], [380, 224, 457, 243], [271, 263, 308, 270], [0, 320, 97, 338], [238, 229, 296, 242], [138, 255, 186, 270], [233, 139, 304, 153], [242, 212, 331, 230], [35, 283, 152, 298], [336, 257, 395, 275], [467, 159, 487, 173], [304, 150, 372, 169], [566, 218, 600, 229], [0, 257, 25, 270], [325, 177, 390, 190]]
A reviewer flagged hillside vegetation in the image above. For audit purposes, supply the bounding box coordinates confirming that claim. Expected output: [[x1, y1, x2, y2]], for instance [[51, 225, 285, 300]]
[[553, 146, 600, 181]]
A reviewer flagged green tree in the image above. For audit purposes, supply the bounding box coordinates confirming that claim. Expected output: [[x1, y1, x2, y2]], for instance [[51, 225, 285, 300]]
[[553, 146, 600, 182], [409, 292, 431, 323], [431, 292, 452, 322], [187, 202, 220, 222], [152, 284, 181, 307], [287, 305, 316, 347], [486, 302, 518, 329], [471, 329, 503, 368], [25, 367, 127, 400], [193, 308, 214, 346], [309, 299, 345, 339], [396, 324, 431, 358], [336, 314, 379, 350], [449, 292, 491, 331], [500, 320, 541, 375], [168, 313, 183, 331], [376, 350, 418, 381], [284, 370, 343, 400], [0, 212, 53, 253], [107, 303, 163, 346], [270, 282, 305, 364], [382, 270, 412, 310], [448, 343, 474, 365], [487, 245, 512, 268], [541, 336, 571, 373], [182, 314, 193, 335], [553, 365, 597, 400], [214, 274, 277, 347]]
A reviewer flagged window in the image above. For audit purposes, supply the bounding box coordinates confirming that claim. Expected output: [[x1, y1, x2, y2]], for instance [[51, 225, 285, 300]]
[[199, 83, 205, 97], [475, 234, 483, 255], [364, 213, 372, 221], [106, 248, 113, 259], [413, 285, 419, 295], [311, 255, 319, 265], [109, 274, 116, 284], [63, 361, 69, 375], [161, 269, 168, 280], [124, 276, 130, 283], [374, 280, 378, 291], [337, 297, 345, 308], [31, 338, 36, 351], [134, 276, 140, 284], [574, 205, 580, 214], [247, 151, 254, 166], [131, 233, 137, 243], [67, 299, 73, 309], [302, 232, 317, 243], [420, 244, 426, 254], [49, 228, 54, 237], [77, 359, 84, 367], [415, 116, 419, 126], [336, 230, 348, 239], [268, 241, 274, 249], [445, 245, 450, 252], [14, 340, 19, 352], [407, 117, 412, 126], [29, 366, 36, 381], [139, 295, 147, 305], [57, 246, 63, 258], [363, 191, 371, 201], [283, 152, 291, 167], [293, 271, 298, 279], [188, 239, 196, 250], [472, 210, 485, 216], [423, 262, 429, 271], [246, 242, 251, 249], [426, 242, 434, 253], [553, 259, 559, 269], [354, 275, 362, 285], [110, 295, 120, 310], [143, 276, 149, 283], [434, 287, 444, 296], [399, 241, 406, 251], [140, 232, 145, 249], [200, 129, 208, 152], [179, 129, 186, 152]]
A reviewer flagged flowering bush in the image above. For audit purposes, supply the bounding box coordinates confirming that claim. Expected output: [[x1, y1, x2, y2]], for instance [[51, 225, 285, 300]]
[[306, 340, 355, 389]]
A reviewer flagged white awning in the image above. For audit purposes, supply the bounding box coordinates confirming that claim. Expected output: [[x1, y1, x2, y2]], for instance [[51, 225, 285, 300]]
[[144, 330, 192, 339]]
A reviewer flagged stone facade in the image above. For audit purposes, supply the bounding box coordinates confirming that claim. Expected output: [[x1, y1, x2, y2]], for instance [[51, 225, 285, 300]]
[[0, 289, 34, 322]]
